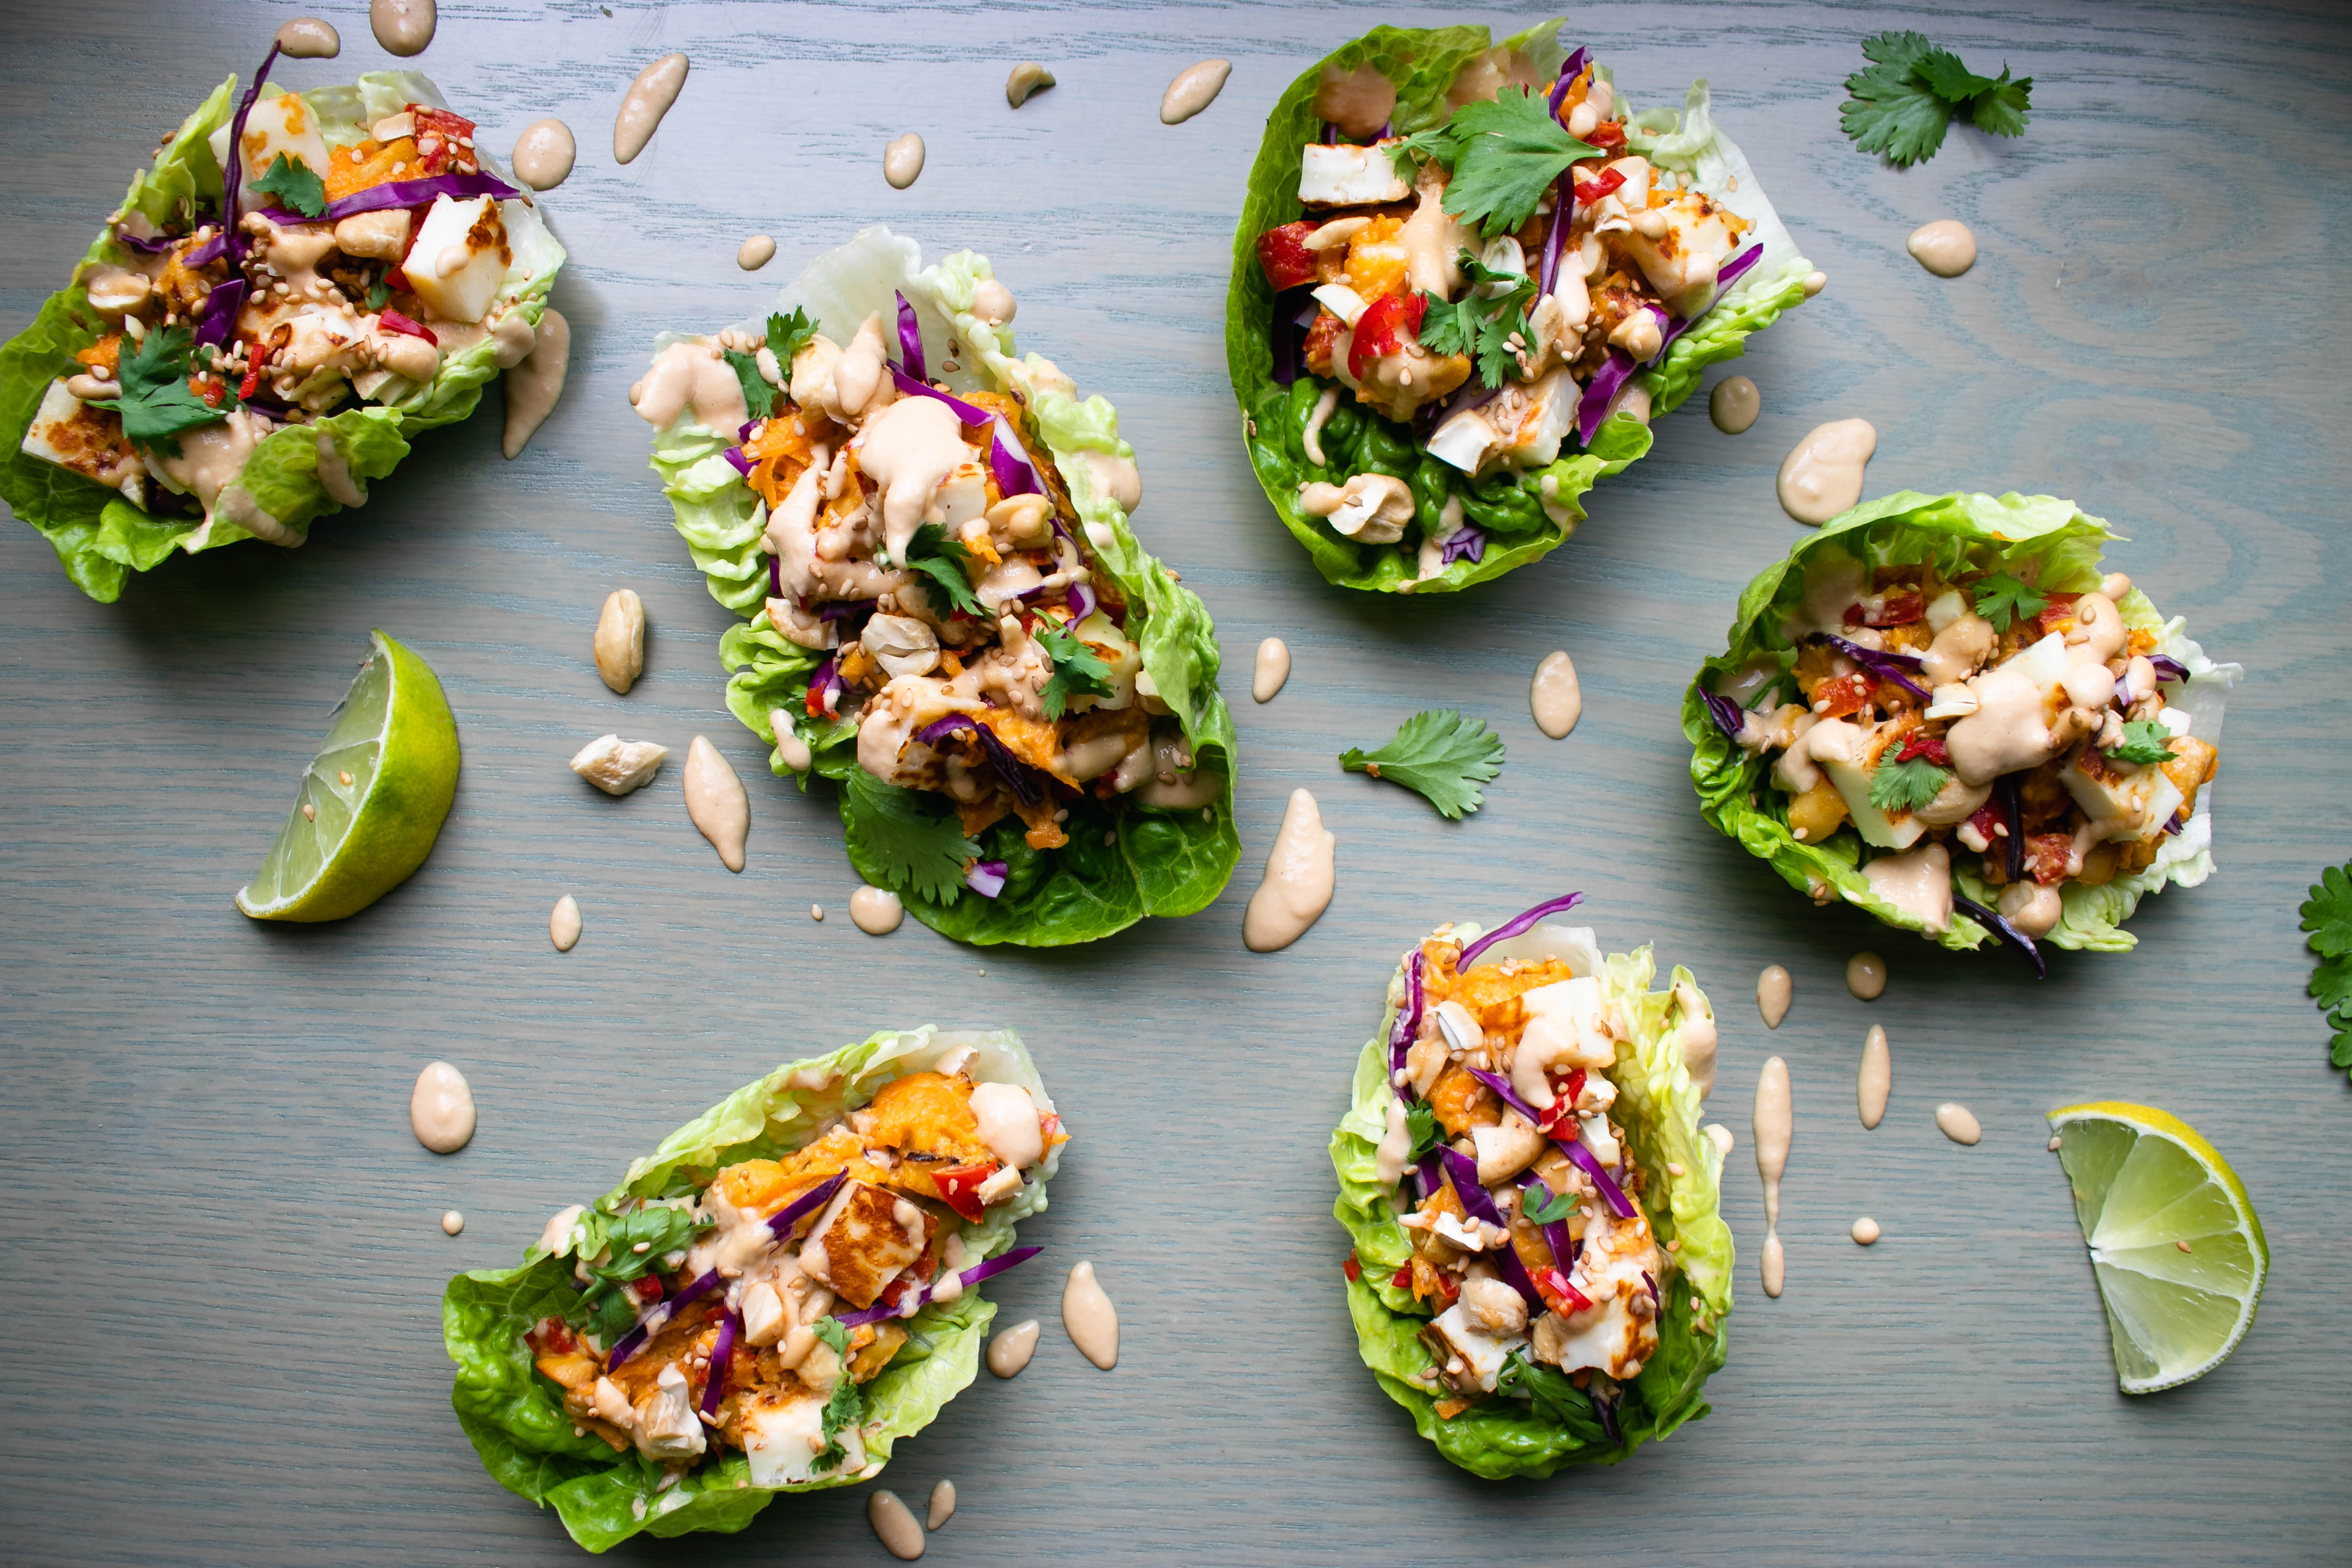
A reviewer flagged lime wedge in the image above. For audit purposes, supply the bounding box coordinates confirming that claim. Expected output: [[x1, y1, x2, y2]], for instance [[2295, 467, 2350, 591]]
[[2047, 1101, 2267, 1394], [235, 630, 460, 922]]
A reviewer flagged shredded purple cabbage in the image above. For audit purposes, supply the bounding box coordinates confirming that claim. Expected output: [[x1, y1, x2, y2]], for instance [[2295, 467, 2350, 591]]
[[1536, 177, 1573, 298], [1466, 1067, 1544, 1126], [254, 170, 520, 229], [1654, 243, 1765, 359], [990, 416, 1043, 497], [606, 1266, 725, 1371], [1997, 774, 2024, 882], [767, 554, 782, 596], [184, 231, 228, 268], [1559, 1135, 1637, 1220], [1951, 892, 2046, 978], [1812, 632, 1931, 701], [192, 278, 249, 351], [1437, 1148, 1503, 1227], [1701, 686, 1749, 743], [917, 715, 1043, 805], [1457, 893, 1586, 971], [834, 1245, 1042, 1329], [1268, 286, 1313, 387], [1439, 526, 1486, 567], [764, 1172, 846, 1240], [889, 366, 989, 424], [219, 43, 284, 273], [110, 227, 180, 255], [1574, 350, 1637, 446], [1519, 1174, 1577, 1274], [807, 654, 844, 716], [1388, 950, 1426, 1088], [817, 598, 876, 622], [1548, 47, 1592, 112], [698, 1308, 741, 1414], [894, 290, 925, 381], [2148, 654, 2190, 683], [966, 859, 1008, 898], [722, 446, 754, 476], [2163, 808, 2184, 836]]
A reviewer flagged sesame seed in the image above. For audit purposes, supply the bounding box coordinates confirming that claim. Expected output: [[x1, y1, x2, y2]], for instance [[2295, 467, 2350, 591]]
[[301, 802, 316, 821]]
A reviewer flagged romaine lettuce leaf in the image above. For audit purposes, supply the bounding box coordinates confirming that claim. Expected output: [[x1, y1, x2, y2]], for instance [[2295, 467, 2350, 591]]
[[1679, 489, 2240, 953], [444, 1026, 1055, 1552], [0, 71, 564, 600], [1329, 928, 1731, 1478], [1226, 21, 1810, 593], [644, 227, 1240, 948]]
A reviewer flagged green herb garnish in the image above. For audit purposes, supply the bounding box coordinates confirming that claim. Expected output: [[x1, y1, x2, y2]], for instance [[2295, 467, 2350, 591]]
[[811, 1317, 864, 1468], [85, 324, 230, 455], [1391, 87, 1604, 238], [2302, 861, 2352, 1078], [901, 521, 984, 618], [1841, 31, 2032, 167], [767, 307, 820, 370], [1036, 618, 1116, 720], [1971, 571, 2047, 632], [844, 769, 981, 904], [723, 349, 777, 421], [251, 152, 329, 218], [1524, 1184, 1576, 1226], [1869, 754, 1951, 814], [2104, 721, 2177, 767], [1340, 708, 1506, 821]]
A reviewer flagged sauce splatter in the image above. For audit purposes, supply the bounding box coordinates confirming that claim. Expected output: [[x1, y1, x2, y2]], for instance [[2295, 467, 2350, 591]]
[[614, 53, 689, 165]]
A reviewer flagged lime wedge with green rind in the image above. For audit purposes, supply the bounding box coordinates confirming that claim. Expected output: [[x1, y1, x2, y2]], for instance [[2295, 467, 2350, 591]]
[[236, 629, 459, 922], [2047, 1101, 2267, 1394]]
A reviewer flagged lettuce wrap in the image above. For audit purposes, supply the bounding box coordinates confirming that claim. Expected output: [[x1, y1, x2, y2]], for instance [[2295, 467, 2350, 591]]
[[444, 1025, 1062, 1553], [1683, 492, 2240, 959], [0, 51, 564, 602], [1330, 900, 1731, 1478], [1228, 19, 1811, 593], [643, 227, 1238, 947]]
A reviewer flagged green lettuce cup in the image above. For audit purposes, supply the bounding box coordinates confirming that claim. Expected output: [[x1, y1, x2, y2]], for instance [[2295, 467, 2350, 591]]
[[1330, 897, 1731, 1478], [1683, 491, 2240, 962], [1227, 19, 1811, 594], [1, 41, 564, 602], [641, 226, 1239, 947], [445, 1027, 1063, 1553]]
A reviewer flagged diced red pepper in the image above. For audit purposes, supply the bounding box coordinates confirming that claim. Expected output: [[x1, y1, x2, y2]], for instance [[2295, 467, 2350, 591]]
[[1038, 1112, 1063, 1144], [1966, 802, 2005, 846], [1537, 1066, 1587, 1135], [1583, 120, 1627, 150], [1864, 593, 1924, 627], [525, 1316, 578, 1355], [1347, 290, 1427, 379], [1895, 731, 1951, 766], [1343, 1253, 1362, 1283], [632, 1275, 664, 1301], [2024, 832, 2077, 885], [1255, 221, 1320, 292], [2034, 592, 2082, 637], [408, 105, 477, 174], [376, 308, 438, 344], [1433, 1271, 1459, 1303], [1842, 602, 1867, 628], [1814, 671, 1872, 719], [237, 355, 263, 401], [931, 1161, 998, 1224], [1392, 1264, 1415, 1290], [1571, 166, 1626, 205], [1537, 1267, 1594, 1315], [1302, 311, 1345, 375]]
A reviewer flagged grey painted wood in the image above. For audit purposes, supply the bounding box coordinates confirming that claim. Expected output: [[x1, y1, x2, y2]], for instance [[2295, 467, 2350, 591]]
[[3, 1, 2348, 1561]]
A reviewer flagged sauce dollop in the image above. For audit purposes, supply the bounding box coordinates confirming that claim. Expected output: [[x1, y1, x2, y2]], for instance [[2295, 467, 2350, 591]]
[[411, 1061, 477, 1153], [1241, 789, 1334, 952]]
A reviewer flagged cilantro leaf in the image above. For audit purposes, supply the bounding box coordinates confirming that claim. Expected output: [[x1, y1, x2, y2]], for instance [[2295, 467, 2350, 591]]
[[251, 152, 328, 218], [1340, 708, 1506, 820], [1861, 30, 1940, 74], [85, 324, 229, 456], [1493, 1353, 1613, 1443], [563, 1203, 715, 1331], [901, 522, 983, 618], [811, 1317, 864, 1468], [364, 278, 391, 310], [1473, 297, 1532, 389], [1840, 65, 1952, 167], [844, 769, 981, 904], [2310, 955, 2352, 1014], [1403, 1101, 1443, 1163], [1915, 49, 2002, 103], [1869, 755, 1950, 813], [1524, 1183, 1575, 1225], [2104, 721, 2176, 767], [1036, 618, 1116, 720], [767, 307, 820, 370], [1433, 88, 1602, 238], [723, 349, 777, 420], [1971, 572, 2047, 631], [1967, 72, 2033, 139], [1387, 126, 1452, 181], [1417, 291, 1479, 358], [2302, 861, 2352, 1079]]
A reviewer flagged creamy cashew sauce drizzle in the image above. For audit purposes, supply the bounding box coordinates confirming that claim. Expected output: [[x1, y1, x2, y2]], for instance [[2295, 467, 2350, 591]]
[[1846, 950, 1887, 1000], [1851, 1216, 1881, 1246], [410, 1061, 476, 1153], [850, 885, 905, 935], [1935, 1102, 1983, 1146], [1241, 788, 1335, 952], [1777, 418, 1877, 525], [1062, 1260, 1119, 1368], [1756, 963, 1792, 1028], [1252, 637, 1292, 702], [274, 17, 340, 57], [883, 133, 926, 189], [1754, 1056, 1792, 1299], [1160, 59, 1232, 124], [614, 53, 689, 165], [769, 710, 813, 771], [868, 1491, 925, 1560], [370, 0, 433, 57], [1859, 1025, 1891, 1129], [737, 234, 776, 271], [510, 118, 577, 191], [682, 735, 748, 871], [1530, 650, 1582, 739], [1709, 374, 1760, 434], [986, 1318, 1041, 1378], [927, 1479, 956, 1530], [501, 307, 569, 459], [1907, 219, 1978, 278], [550, 894, 582, 952]]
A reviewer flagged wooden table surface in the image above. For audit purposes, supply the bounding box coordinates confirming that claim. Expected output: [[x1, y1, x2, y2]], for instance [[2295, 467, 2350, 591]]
[[4, 1, 2348, 1561]]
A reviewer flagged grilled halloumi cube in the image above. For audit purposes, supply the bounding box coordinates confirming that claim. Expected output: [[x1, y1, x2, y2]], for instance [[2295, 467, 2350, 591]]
[[208, 90, 332, 193], [739, 1388, 866, 1486], [2061, 742, 2186, 843], [1427, 1300, 1527, 1393], [403, 194, 514, 324], [20, 379, 146, 506], [1299, 142, 1410, 207], [797, 1180, 931, 1309]]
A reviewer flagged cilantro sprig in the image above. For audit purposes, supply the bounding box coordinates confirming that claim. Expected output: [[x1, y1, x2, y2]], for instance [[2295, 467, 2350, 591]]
[[1036, 618, 1116, 720], [767, 307, 820, 369], [1971, 571, 2047, 632], [844, 769, 981, 903], [1869, 754, 1950, 814], [2104, 720, 2176, 767], [1391, 87, 1604, 238], [1523, 1183, 1576, 1226], [562, 1205, 715, 1343], [811, 1317, 864, 1468], [1419, 249, 1540, 388], [1841, 31, 2033, 167], [723, 349, 776, 420], [2302, 861, 2352, 1079], [1340, 708, 1506, 820], [902, 522, 984, 618], [252, 152, 329, 218], [85, 324, 231, 455], [1403, 1101, 1444, 1165]]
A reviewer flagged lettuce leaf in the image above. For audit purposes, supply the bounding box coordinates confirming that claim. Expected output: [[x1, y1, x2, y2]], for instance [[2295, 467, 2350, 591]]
[[0, 71, 564, 601], [1330, 927, 1731, 1478], [644, 227, 1240, 948], [1225, 22, 1811, 594], [444, 1026, 1056, 1553], [1679, 490, 2241, 953]]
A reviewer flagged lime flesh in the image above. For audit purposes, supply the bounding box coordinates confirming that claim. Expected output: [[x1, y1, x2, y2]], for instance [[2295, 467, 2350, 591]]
[[235, 629, 459, 922], [2047, 1101, 2267, 1394]]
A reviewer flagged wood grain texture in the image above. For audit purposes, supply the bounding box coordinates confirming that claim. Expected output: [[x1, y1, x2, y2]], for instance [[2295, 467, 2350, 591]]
[[3, 1, 2349, 1562]]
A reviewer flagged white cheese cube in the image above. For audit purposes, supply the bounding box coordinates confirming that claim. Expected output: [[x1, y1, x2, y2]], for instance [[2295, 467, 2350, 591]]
[[1426, 407, 1499, 474], [1431, 1302, 1526, 1392], [209, 90, 332, 192], [1489, 367, 1576, 470], [1299, 143, 1410, 206], [403, 194, 512, 324], [2060, 746, 2185, 843], [1518, 977, 1617, 1070], [1819, 750, 1929, 851], [20, 379, 145, 506], [740, 1281, 788, 1348], [740, 1390, 866, 1486]]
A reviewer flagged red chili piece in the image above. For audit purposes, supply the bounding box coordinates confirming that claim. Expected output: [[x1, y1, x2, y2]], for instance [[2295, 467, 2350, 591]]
[[1255, 221, 1320, 292], [1347, 291, 1426, 379]]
